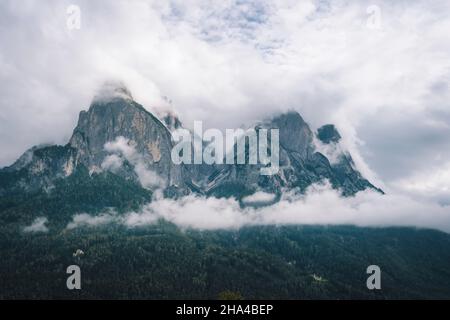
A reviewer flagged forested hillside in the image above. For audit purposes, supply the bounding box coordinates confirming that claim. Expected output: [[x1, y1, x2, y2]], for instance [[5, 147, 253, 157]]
[[2, 222, 450, 299]]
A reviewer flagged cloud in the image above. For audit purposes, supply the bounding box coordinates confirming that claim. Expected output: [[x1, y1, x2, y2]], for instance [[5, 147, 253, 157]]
[[124, 195, 250, 230], [103, 136, 165, 189], [23, 217, 49, 233], [312, 136, 343, 165], [241, 191, 277, 205], [65, 183, 450, 233], [392, 161, 450, 206], [66, 212, 117, 229], [93, 80, 134, 103], [101, 154, 123, 172]]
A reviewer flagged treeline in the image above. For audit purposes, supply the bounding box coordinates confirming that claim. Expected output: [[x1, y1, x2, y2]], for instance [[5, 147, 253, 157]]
[[1, 223, 450, 299]]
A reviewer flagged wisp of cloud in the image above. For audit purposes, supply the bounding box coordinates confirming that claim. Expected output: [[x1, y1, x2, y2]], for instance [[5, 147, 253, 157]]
[[65, 183, 450, 233]]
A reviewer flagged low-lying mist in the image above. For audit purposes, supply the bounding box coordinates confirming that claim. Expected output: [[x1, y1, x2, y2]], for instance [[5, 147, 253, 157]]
[[59, 183, 450, 233]]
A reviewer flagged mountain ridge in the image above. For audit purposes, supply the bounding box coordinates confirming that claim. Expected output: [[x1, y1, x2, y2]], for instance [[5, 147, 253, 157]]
[[0, 84, 382, 202]]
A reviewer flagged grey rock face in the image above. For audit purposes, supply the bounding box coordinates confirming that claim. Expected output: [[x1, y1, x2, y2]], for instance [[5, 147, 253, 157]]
[[270, 111, 314, 159], [68, 96, 184, 188], [0, 86, 187, 195], [0, 144, 77, 195], [205, 111, 381, 198], [317, 124, 342, 144], [161, 113, 183, 131]]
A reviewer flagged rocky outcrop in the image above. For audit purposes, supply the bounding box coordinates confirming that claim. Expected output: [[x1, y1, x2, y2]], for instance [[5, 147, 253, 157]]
[[204, 111, 381, 199], [317, 124, 342, 144], [68, 92, 184, 188]]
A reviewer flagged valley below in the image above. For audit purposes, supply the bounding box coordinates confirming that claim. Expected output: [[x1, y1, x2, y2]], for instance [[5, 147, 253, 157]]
[[1, 222, 450, 299]]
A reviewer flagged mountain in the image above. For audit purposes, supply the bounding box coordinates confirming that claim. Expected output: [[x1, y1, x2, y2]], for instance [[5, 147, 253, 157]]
[[0, 84, 189, 199], [203, 112, 381, 200], [0, 84, 380, 202], [67, 85, 189, 197], [3, 84, 450, 300]]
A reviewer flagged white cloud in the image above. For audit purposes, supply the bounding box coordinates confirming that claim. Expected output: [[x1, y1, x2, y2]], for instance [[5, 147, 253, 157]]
[[65, 183, 450, 233], [103, 136, 165, 189], [124, 195, 252, 230], [312, 136, 342, 165], [393, 162, 450, 205], [101, 154, 123, 172], [93, 80, 133, 103], [23, 217, 49, 233], [241, 191, 277, 204], [66, 212, 117, 229]]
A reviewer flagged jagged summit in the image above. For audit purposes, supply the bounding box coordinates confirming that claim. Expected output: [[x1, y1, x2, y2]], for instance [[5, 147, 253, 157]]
[[0, 85, 381, 199], [155, 108, 183, 132], [200, 110, 380, 198], [268, 111, 313, 159], [7, 144, 51, 172], [317, 124, 342, 144], [69, 87, 184, 189], [93, 81, 133, 103]]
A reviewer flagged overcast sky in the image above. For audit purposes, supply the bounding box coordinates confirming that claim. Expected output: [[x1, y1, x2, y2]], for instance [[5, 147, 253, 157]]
[[1, 0, 450, 205]]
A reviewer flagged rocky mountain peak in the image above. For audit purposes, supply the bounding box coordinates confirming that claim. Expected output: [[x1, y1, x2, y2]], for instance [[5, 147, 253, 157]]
[[157, 110, 183, 132], [93, 81, 133, 103], [317, 124, 342, 144], [268, 111, 313, 159], [0, 88, 381, 199], [68, 86, 184, 188]]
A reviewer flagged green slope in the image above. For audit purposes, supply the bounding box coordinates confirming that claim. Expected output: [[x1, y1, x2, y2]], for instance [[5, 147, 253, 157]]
[[1, 168, 450, 299], [1, 224, 450, 299]]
